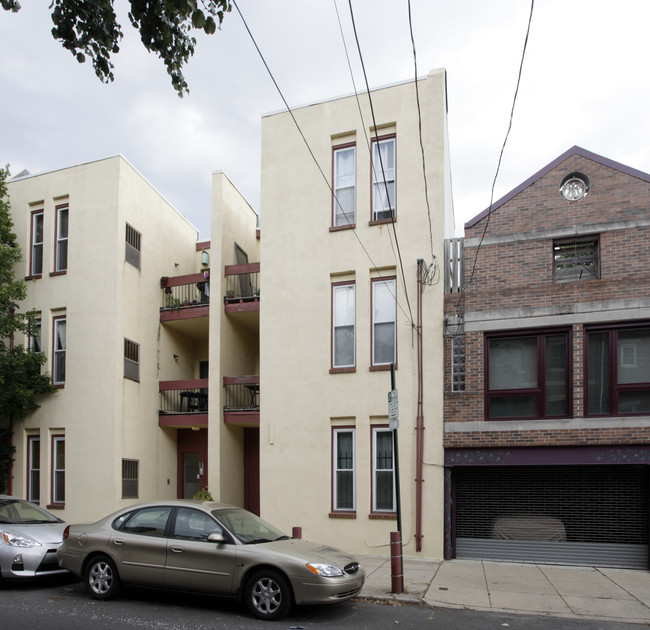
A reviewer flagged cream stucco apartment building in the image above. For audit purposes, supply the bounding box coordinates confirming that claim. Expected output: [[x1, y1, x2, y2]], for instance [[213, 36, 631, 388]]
[[6, 69, 452, 559]]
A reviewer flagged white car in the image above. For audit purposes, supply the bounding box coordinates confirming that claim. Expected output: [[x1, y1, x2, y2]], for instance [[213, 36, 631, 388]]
[[0, 495, 68, 583]]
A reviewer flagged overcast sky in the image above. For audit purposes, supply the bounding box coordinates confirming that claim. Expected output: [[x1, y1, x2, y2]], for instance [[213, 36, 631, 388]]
[[2, 0, 650, 240]]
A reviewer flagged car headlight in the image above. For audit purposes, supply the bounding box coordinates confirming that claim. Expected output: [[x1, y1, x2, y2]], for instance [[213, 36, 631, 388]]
[[2, 532, 42, 548], [306, 562, 344, 577]]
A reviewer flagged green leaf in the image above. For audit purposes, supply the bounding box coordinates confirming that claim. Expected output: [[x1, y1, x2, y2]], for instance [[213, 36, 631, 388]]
[[191, 8, 205, 28]]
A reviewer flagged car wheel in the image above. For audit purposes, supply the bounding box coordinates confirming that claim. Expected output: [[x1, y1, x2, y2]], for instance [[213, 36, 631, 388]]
[[245, 569, 292, 620], [85, 554, 121, 601]]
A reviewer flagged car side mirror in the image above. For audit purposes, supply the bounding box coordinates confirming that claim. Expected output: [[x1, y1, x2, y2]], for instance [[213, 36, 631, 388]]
[[208, 532, 225, 543]]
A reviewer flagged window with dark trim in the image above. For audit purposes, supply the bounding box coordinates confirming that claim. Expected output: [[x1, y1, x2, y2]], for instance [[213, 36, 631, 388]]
[[332, 428, 355, 513], [125, 223, 142, 269], [586, 322, 650, 416], [331, 282, 355, 371], [54, 204, 68, 272], [371, 277, 397, 368], [51, 435, 65, 505], [553, 235, 600, 282], [486, 329, 570, 420], [332, 143, 356, 228], [371, 135, 396, 222], [52, 316, 66, 386], [122, 459, 139, 499], [27, 435, 40, 503], [30, 210, 43, 277], [371, 426, 395, 513], [124, 338, 140, 382]]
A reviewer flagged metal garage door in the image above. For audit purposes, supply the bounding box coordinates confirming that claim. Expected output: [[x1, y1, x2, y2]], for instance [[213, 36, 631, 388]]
[[454, 465, 649, 569]]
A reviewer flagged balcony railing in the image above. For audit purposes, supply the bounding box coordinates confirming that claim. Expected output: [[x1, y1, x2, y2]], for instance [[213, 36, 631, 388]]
[[159, 379, 209, 415], [224, 262, 260, 305], [223, 375, 259, 411], [161, 272, 210, 311]]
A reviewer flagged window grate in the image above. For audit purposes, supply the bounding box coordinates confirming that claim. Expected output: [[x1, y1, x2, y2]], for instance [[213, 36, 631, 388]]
[[122, 459, 139, 499], [125, 223, 141, 269], [553, 235, 599, 282], [124, 338, 140, 382]]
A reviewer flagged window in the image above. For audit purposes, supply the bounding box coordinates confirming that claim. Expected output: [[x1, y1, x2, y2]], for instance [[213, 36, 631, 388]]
[[451, 335, 466, 392], [172, 507, 224, 541], [124, 338, 140, 382], [120, 506, 171, 537], [30, 210, 43, 276], [371, 136, 396, 221], [332, 428, 355, 512], [332, 282, 355, 369], [372, 427, 395, 513], [52, 436, 65, 504], [54, 204, 68, 272], [125, 223, 141, 269], [122, 459, 139, 499], [486, 330, 570, 420], [27, 436, 40, 503], [587, 323, 650, 416], [28, 317, 41, 353], [53, 316, 66, 386], [553, 235, 599, 282], [333, 144, 356, 227], [371, 277, 397, 367]]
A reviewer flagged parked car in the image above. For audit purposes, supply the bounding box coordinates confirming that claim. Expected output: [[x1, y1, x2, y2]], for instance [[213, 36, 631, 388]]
[[0, 495, 68, 583], [58, 500, 365, 620]]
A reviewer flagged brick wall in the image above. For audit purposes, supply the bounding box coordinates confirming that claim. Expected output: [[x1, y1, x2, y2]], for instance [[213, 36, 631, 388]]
[[443, 151, 650, 449]]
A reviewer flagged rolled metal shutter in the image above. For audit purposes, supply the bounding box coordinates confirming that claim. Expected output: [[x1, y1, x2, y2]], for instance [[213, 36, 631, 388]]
[[454, 465, 648, 569]]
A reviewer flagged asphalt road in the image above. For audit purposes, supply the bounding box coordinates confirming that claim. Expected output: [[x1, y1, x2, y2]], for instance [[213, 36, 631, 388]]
[[1, 576, 648, 630]]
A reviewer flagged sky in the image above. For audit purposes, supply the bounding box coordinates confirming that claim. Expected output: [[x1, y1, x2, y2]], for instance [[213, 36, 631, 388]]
[[2, 0, 650, 240]]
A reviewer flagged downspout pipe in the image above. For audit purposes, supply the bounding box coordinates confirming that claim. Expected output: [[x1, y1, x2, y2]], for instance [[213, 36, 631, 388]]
[[415, 260, 425, 551]]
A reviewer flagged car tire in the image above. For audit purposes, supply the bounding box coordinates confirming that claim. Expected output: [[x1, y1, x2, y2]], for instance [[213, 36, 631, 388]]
[[84, 554, 122, 601], [244, 569, 292, 620]]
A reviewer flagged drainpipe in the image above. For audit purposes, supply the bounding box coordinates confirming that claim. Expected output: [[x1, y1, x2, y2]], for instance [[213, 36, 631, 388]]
[[415, 260, 425, 552]]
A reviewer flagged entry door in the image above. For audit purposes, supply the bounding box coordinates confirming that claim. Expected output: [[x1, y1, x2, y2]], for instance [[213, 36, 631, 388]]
[[244, 428, 260, 515], [177, 429, 207, 499]]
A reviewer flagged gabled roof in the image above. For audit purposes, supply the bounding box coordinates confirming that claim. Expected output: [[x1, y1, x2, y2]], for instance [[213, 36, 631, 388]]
[[465, 146, 650, 229]]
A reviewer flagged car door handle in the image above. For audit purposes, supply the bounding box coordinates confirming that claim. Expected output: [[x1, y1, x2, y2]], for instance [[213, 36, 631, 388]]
[[113, 539, 125, 546], [170, 546, 184, 553]]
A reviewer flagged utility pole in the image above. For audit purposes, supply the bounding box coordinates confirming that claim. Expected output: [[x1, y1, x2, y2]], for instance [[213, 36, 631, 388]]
[[389, 363, 404, 593]]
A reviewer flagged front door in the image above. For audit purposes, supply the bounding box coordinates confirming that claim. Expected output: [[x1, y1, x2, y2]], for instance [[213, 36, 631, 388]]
[[177, 429, 207, 499], [244, 428, 260, 515]]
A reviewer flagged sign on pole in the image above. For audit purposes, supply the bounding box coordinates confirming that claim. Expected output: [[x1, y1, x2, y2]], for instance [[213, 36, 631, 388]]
[[388, 388, 399, 430]]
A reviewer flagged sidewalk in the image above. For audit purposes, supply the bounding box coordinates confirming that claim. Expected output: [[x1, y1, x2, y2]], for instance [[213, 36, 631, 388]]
[[358, 555, 650, 624]]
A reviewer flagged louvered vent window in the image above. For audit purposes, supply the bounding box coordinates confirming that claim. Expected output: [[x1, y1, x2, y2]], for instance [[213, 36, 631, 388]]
[[124, 338, 140, 382], [553, 235, 599, 282], [125, 223, 141, 270], [122, 459, 139, 499]]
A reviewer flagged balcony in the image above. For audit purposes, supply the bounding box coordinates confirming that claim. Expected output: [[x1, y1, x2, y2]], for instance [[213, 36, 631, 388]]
[[159, 379, 208, 428], [224, 263, 260, 314], [160, 272, 210, 323], [223, 375, 259, 426]]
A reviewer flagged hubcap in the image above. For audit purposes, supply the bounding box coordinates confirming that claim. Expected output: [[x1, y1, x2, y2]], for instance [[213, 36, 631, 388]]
[[89, 561, 113, 594], [252, 577, 281, 615]]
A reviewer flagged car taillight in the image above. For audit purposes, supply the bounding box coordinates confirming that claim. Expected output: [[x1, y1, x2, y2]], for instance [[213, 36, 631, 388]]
[[63, 525, 70, 540]]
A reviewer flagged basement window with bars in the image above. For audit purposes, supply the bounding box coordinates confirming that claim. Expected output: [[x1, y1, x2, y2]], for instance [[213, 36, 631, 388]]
[[122, 459, 139, 499], [553, 235, 600, 282], [125, 223, 141, 270], [452, 335, 466, 392], [124, 338, 140, 382]]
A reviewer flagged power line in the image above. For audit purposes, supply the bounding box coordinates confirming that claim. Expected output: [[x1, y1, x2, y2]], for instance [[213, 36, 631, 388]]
[[232, 0, 415, 326], [346, 0, 415, 328], [459, 0, 535, 306]]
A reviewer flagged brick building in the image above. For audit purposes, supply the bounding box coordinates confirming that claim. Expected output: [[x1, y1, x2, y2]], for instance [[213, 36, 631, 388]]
[[443, 146, 650, 569]]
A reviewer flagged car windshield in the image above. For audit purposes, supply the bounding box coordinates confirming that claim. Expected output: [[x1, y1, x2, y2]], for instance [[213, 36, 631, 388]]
[[0, 498, 63, 524], [214, 508, 288, 544]]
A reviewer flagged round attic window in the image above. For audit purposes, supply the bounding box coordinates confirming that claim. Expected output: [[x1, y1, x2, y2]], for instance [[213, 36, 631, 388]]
[[559, 172, 590, 202]]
